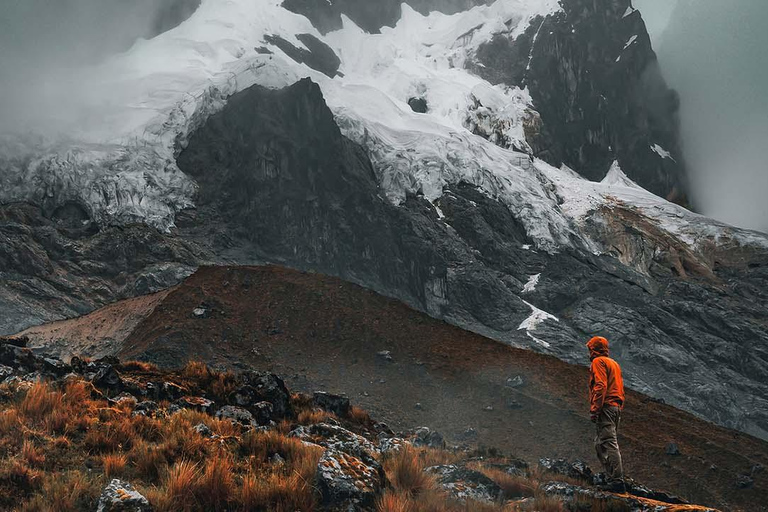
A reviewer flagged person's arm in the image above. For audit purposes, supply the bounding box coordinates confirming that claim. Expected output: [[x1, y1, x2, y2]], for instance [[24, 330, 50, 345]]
[[590, 359, 608, 418]]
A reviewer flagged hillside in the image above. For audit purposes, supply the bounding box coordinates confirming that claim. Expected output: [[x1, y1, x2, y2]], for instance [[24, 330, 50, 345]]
[[21, 265, 768, 511]]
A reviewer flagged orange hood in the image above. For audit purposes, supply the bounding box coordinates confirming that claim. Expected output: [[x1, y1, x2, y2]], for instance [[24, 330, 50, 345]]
[[587, 336, 610, 360]]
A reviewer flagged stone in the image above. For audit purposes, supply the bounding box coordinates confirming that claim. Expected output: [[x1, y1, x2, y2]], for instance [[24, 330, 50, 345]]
[[40, 357, 72, 377], [377, 350, 394, 362], [316, 449, 384, 510], [0, 336, 28, 348], [289, 423, 379, 465], [92, 365, 122, 389], [96, 479, 152, 512], [231, 371, 291, 418], [666, 443, 681, 456], [736, 474, 754, 489], [313, 391, 351, 417], [216, 405, 257, 427], [252, 401, 275, 426], [133, 401, 160, 417], [161, 381, 187, 400], [193, 423, 213, 436], [408, 97, 428, 114], [506, 375, 525, 388], [176, 396, 215, 414], [379, 436, 408, 454], [411, 427, 445, 449], [425, 464, 502, 503], [539, 458, 593, 482], [0, 364, 13, 379]]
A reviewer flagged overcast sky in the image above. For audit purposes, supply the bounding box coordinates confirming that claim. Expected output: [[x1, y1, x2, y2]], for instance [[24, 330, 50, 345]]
[[636, 0, 768, 233]]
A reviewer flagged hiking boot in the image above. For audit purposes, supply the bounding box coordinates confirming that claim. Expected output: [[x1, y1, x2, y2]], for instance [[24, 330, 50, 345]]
[[596, 480, 627, 493]]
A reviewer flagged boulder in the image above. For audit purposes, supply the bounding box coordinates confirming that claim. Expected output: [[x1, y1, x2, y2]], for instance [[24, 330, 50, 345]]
[[252, 401, 275, 426], [539, 458, 593, 482], [316, 449, 384, 510], [92, 365, 123, 389], [216, 405, 257, 427], [231, 371, 291, 418], [289, 423, 379, 465], [176, 396, 215, 414], [411, 427, 445, 449], [96, 479, 152, 512], [133, 401, 160, 417], [313, 391, 351, 417], [193, 423, 213, 436], [161, 381, 187, 400], [407, 97, 428, 114], [425, 464, 502, 503]]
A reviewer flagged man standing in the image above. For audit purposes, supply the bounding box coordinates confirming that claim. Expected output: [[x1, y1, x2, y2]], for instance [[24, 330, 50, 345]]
[[587, 336, 626, 492]]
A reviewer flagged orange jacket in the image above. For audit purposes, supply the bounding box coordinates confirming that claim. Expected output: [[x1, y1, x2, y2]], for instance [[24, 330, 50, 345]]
[[587, 337, 625, 415]]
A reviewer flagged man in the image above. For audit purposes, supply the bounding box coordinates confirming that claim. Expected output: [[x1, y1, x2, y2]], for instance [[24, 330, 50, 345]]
[[587, 336, 626, 492]]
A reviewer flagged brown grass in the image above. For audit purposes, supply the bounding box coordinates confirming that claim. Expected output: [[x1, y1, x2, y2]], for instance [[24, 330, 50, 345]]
[[197, 452, 235, 511], [19, 383, 63, 423], [384, 446, 437, 497], [181, 361, 212, 382], [119, 361, 160, 373], [155, 460, 201, 512], [21, 440, 46, 467], [467, 463, 536, 499], [297, 408, 336, 425], [102, 453, 127, 478]]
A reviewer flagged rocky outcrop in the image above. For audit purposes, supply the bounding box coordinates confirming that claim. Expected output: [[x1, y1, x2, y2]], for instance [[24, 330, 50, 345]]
[[282, 0, 495, 34], [470, 0, 687, 203]]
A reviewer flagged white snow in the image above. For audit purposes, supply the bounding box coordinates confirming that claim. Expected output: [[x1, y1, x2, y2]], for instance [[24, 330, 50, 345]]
[[651, 144, 677, 162], [1, 0, 766, 260], [616, 34, 638, 62], [623, 6, 636, 18], [522, 273, 541, 293], [518, 300, 559, 331]]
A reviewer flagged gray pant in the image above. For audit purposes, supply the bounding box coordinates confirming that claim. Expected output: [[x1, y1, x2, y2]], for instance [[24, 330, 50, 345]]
[[595, 405, 624, 482]]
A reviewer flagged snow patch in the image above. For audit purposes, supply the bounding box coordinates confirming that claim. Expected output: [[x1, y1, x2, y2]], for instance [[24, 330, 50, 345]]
[[518, 300, 559, 331], [651, 144, 676, 162], [522, 273, 541, 293]]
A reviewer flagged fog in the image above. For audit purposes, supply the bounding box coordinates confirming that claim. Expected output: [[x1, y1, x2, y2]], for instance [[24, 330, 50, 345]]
[[636, 0, 768, 233], [0, 0, 199, 135]]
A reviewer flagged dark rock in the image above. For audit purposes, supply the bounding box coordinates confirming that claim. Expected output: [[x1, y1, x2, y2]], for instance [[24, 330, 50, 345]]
[[193, 423, 212, 436], [737, 474, 754, 489], [252, 401, 275, 426], [506, 375, 525, 388], [623, 480, 688, 504], [263, 33, 341, 78], [290, 423, 379, 465], [313, 391, 351, 417], [0, 336, 28, 348], [216, 405, 257, 427], [456, 428, 478, 442], [161, 381, 187, 400], [411, 426, 445, 449], [666, 443, 681, 456], [282, 0, 495, 35], [539, 458, 593, 482], [176, 396, 215, 414], [470, 0, 687, 203], [96, 479, 152, 512], [408, 97, 428, 113], [133, 401, 160, 417], [92, 365, 122, 389], [316, 449, 384, 510], [425, 464, 502, 503], [231, 371, 291, 418], [40, 357, 72, 377], [377, 350, 394, 362], [0, 364, 13, 379]]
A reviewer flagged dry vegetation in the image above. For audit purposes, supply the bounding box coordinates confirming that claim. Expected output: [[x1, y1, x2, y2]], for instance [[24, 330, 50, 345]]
[[0, 361, 697, 511]]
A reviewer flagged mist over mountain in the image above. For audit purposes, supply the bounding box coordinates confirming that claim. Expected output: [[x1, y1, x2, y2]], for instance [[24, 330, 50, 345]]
[[0, 0, 199, 134], [637, 0, 768, 233]]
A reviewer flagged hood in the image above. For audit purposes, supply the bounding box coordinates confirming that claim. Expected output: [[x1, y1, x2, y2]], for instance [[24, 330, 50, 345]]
[[587, 336, 610, 359]]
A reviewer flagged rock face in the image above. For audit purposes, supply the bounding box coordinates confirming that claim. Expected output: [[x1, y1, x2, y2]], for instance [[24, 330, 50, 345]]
[[282, 0, 495, 34], [174, 76, 768, 440], [470, 0, 686, 202], [0, 202, 202, 335], [316, 449, 385, 509]]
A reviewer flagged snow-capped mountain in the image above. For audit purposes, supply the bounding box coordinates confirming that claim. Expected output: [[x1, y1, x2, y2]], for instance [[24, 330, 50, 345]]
[[2, 0, 768, 440]]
